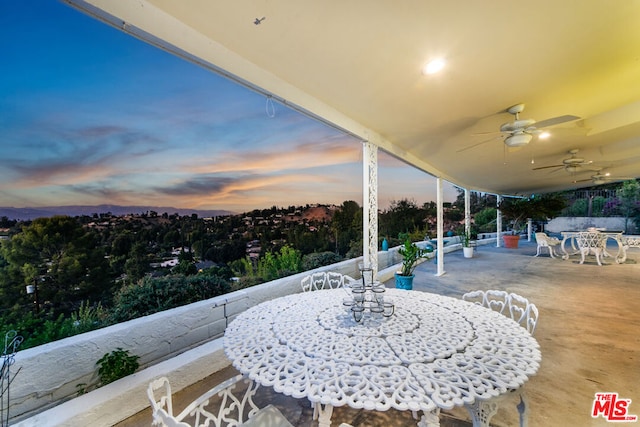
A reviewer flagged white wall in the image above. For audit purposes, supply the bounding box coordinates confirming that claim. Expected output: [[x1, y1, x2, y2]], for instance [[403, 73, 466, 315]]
[[546, 216, 635, 234]]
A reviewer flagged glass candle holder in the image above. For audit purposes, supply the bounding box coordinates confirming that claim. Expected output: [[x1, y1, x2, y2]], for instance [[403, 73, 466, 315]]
[[351, 304, 365, 322], [372, 286, 385, 304], [342, 297, 355, 313], [352, 287, 365, 303], [383, 301, 395, 317]]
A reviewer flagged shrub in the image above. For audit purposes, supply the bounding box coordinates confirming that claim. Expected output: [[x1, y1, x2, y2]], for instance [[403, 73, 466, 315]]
[[301, 251, 344, 270], [96, 348, 139, 386], [256, 245, 302, 281], [109, 273, 231, 322]]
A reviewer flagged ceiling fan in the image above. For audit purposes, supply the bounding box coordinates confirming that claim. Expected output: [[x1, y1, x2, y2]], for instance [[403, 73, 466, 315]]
[[458, 103, 580, 152], [532, 149, 594, 173], [572, 168, 635, 185]]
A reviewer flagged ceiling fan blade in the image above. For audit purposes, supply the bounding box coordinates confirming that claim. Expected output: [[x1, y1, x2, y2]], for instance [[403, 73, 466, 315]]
[[535, 115, 581, 129], [532, 164, 563, 171], [470, 130, 502, 136], [457, 136, 502, 153]]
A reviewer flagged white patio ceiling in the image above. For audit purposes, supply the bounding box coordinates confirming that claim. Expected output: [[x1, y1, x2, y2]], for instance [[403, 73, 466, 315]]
[[68, 0, 640, 196]]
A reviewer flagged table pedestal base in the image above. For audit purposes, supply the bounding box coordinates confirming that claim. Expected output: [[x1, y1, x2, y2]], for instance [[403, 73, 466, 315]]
[[466, 399, 499, 427], [416, 408, 441, 427], [313, 402, 334, 427]]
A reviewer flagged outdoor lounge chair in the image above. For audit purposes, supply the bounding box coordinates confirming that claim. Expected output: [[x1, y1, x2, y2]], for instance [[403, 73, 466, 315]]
[[534, 232, 560, 258]]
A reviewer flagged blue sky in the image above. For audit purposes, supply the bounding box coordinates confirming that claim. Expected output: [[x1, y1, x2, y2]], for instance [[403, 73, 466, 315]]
[[0, 1, 458, 213]]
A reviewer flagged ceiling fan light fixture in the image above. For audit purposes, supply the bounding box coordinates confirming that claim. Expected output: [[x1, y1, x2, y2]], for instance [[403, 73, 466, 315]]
[[565, 164, 582, 173], [504, 132, 532, 147]]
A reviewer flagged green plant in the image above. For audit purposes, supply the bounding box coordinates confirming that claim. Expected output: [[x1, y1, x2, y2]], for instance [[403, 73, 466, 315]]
[[96, 348, 140, 386], [397, 239, 432, 276], [460, 230, 471, 247], [498, 193, 566, 233], [454, 226, 471, 247]]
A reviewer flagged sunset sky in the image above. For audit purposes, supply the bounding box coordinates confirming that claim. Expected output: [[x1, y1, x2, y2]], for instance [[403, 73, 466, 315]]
[[0, 1, 458, 214]]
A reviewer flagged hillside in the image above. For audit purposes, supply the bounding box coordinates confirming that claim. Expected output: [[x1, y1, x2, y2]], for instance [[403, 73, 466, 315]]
[[0, 205, 236, 221]]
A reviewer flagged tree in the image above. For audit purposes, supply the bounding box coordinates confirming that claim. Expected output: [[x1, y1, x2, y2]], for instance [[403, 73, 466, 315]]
[[0, 216, 113, 315], [474, 208, 497, 233], [617, 180, 640, 233], [379, 199, 424, 241], [498, 193, 566, 232], [330, 201, 362, 256]]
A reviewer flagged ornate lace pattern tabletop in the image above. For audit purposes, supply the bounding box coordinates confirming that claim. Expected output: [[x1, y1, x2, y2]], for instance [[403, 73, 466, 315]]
[[224, 288, 541, 414]]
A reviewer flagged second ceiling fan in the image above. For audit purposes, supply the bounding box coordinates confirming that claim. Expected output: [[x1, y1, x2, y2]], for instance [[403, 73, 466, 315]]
[[458, 103, 580, 152], [572, 168, 634, 185], [532, 149, 594, 173]]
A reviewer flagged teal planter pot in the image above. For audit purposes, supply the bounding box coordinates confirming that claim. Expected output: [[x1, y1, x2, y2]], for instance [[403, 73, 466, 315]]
[[394, 273, 414, 290]]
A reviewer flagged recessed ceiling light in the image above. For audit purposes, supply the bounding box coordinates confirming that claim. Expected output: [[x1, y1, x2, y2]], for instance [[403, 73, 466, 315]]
[[423, 58, 445, 75], [538, 131, 551, 139]]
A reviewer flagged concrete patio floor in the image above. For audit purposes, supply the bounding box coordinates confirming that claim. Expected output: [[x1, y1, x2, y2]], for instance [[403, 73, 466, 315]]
[[119, 238, 640, 427]]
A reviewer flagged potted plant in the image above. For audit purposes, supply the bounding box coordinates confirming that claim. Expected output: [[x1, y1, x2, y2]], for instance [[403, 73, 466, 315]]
[[498, 194, 566, 249], [395, 238, 433, 290], [460, 230, 474, 258]]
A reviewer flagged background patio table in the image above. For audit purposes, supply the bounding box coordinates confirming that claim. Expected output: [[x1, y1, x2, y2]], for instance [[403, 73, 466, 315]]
[[560, 231, 625, 263], [223, 288, 541, 427]]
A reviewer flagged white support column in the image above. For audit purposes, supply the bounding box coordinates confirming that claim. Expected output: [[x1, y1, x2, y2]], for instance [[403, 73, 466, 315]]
[[496, 195, 502, 247], [527, 218, 533, 241], [362, 141, 378, 276], [464, 188, 471, 236], [436, 178, 445, 276]]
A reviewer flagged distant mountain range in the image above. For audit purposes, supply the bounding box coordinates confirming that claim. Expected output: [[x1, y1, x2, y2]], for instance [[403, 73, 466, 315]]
[[0, 205, 236, 221]]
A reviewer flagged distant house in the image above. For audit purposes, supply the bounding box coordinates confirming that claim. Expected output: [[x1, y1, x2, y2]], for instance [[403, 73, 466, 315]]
[[160, 259, 179, 268]]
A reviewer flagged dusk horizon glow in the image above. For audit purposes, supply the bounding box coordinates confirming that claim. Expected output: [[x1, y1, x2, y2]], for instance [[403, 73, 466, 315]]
[[1, 1, 458, 214]]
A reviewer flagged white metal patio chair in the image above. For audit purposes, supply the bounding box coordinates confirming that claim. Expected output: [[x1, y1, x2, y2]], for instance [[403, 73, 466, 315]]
[[301, 272, 327, 292], [534, 232, 561, 258], [301, 271, 358, 292], [147, 374, 294, 427], [576, 231, 607, 266], [462, 289, 510, 315], [508, 292, 539, 334], [462, 290, 539, 427]]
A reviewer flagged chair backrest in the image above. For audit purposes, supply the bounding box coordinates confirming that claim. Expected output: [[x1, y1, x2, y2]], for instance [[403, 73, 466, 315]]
[[147, 377, 190, 427], [508, 292, 539, 334], [326, 271, 345, 289], [300, 275, 312, 292], [535, 232, 558, 247], [463, 290, 538, 334], [301, 272, 327, 292], [148, 375, 263, 427], [302, 272, 359, 292], [462, 289, 509, 314], [310, 272, 327, 290], [576, 231, 606, 249]]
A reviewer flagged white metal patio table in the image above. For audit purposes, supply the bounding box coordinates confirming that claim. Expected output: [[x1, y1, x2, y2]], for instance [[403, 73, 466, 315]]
[[560, 231, 625, 263], [224, 288, 541, 427]]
